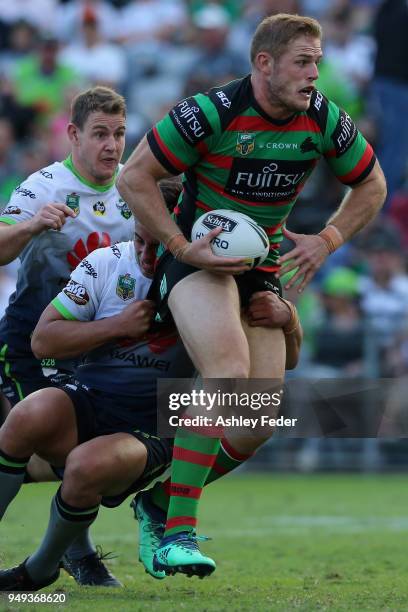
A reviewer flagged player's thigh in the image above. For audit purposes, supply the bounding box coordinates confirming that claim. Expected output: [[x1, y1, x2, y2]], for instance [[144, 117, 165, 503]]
[[63, 433, 148, 497], [227, 323, 286, 454], [0, 387, 78, 463], [168, 270, 250, 377]]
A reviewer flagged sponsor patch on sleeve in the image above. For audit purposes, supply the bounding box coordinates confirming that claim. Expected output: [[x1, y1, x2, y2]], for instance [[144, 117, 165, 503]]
[[79, 259, 98, 278], [1, 205, 21, 215], [14, 185, 36, 198], [169, 97, 213, 146], [63, 280, 89, 305], [331, 109, 358, 157]]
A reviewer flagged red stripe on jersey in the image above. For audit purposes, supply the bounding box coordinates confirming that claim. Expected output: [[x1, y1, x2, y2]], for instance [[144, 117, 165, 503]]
[[166, 516, 197, 530], [152, 127, 188, 172], [196, 141, 209, 156], [221, 438, 253, 461], [204, 153, 233, 169], [196, 200, 212, 212], [169, 483, 203, 499], [325, 148, 336, 158], [257, 264, 280, 272], [226, 115, 321, 133], [338, 143, 374, 184], [173, 445, 218, 467]]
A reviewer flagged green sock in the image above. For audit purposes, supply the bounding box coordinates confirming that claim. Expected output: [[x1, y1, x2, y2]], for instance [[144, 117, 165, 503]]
[[164, 428, 220, 537], [152, 438, 252, 518]]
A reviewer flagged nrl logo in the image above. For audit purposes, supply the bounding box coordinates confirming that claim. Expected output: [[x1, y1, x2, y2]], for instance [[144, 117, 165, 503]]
[[65, 193, 80, 215], [236, 133, 255, 156], [116, 273, 136, 301]]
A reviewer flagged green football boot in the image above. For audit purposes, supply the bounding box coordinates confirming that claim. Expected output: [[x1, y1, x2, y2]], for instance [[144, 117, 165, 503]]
[[153, 531, 216, 578], [131, 491, 166, 580]]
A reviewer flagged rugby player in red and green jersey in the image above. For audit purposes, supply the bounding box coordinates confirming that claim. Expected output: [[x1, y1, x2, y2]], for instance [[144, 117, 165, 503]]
[[118, 13, 387, 577]]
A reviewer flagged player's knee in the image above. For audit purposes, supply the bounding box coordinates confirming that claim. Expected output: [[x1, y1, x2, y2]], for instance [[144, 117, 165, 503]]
[[64, 447, 107, 492], [202, 355, 250, 379], [0, 397, 45, 443]]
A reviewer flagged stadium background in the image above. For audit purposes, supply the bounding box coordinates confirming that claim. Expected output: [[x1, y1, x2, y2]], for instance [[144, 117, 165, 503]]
[[0, 0, 407, 468], [1, 2, 408, 609]]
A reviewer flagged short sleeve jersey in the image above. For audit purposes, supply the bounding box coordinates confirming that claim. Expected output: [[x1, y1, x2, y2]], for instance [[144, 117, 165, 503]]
[[52, 241, 194, 398], [0, 157, 135, 355], [147, 75, 376, 270]]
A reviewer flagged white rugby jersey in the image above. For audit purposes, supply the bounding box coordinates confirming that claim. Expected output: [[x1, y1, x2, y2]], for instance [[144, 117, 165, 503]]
[[0, 156, 135, 356], [52, 241, 194, 396]]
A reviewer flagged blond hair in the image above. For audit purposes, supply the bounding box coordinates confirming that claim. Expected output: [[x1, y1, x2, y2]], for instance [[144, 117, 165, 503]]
[[250, 13, 322, 63]]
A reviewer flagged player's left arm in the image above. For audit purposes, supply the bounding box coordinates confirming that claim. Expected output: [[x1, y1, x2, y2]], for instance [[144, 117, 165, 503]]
[[280, 161, 386, 291], [246, 291, 303, 369], [280, 99, 387, 291]]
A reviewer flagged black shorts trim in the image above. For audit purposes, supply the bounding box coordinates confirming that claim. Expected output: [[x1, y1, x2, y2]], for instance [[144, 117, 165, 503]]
[[148, 250, 282, 324]]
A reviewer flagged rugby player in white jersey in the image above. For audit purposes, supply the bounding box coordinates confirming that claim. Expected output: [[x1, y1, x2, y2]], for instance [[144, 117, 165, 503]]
[[0, 86, 134, 585]]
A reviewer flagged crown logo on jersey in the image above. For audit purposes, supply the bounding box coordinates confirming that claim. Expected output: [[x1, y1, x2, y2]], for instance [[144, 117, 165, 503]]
[[236, 133, 255, 156], [65, 192, 80, 215], [116, 198, 132, 220], [116, 273, 136, 301]]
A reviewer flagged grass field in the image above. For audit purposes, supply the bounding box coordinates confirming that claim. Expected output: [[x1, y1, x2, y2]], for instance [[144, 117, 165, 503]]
[[2, 474, 408, 611]]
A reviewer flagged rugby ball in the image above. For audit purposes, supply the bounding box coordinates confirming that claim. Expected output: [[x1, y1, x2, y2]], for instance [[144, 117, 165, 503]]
[[191, 209, 269, 268]]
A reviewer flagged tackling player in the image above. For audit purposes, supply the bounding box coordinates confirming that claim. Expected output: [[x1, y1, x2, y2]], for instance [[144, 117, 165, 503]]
[[0, 180, 301, 590], [0, 86, 133, 585], [117, 13, 387, 576]]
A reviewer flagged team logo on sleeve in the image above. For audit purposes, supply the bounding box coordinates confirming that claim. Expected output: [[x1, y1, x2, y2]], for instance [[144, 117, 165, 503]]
[[169, 97, 213, 146], [65, 193, 80, 215], [116, 199, 132, 220], [93, 201, 106, 216], [1, 205, 21, 215], [236, 133, 255, 156], [116, 273, 136, 300], [63, 280, 89, 305], [331, 110, 358, 157]]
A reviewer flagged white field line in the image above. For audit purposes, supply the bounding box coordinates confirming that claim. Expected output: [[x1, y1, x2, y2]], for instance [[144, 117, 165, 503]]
[[95, 515, 408, 543]]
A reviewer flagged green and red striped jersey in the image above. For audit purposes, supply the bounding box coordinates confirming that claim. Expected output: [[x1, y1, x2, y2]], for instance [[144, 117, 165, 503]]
[[147, 75, 376, 270]]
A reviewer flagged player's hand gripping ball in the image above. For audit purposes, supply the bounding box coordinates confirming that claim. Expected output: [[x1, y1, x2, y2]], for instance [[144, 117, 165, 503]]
[[192, 209, 269, 269]]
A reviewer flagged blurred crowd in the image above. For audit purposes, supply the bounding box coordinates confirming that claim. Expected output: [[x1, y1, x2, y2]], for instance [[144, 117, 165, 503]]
[[0, 0, 408, 466]]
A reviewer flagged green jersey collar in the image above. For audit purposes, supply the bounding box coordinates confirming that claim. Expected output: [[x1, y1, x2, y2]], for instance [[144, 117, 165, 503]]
[[63, 155, 118, 192]]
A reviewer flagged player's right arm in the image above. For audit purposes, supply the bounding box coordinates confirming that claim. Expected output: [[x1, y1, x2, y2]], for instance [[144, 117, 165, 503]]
[[0, 176, 75, 265], [0, 204, 75, 265], [31, 248, 154, 359], [31, 299, 154, 360]]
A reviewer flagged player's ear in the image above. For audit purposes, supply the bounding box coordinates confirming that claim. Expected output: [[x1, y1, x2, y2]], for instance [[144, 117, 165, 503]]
[[255, 51, 274, 75], [67, 123, 80, 145]]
